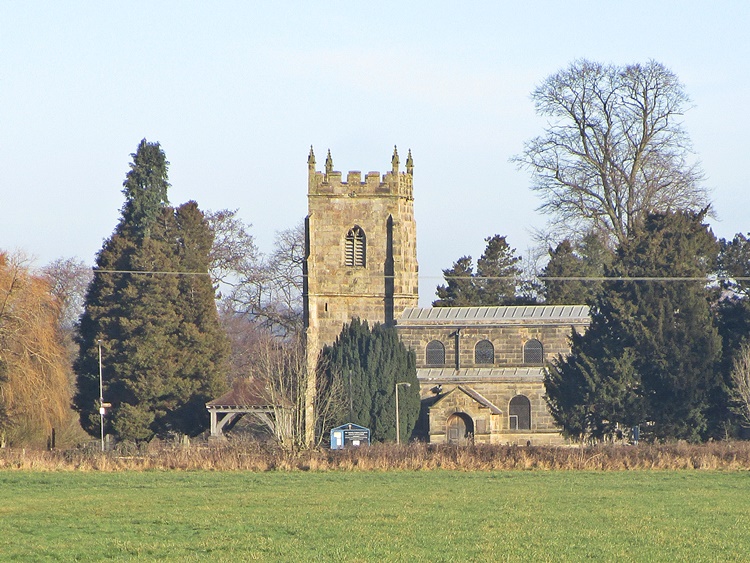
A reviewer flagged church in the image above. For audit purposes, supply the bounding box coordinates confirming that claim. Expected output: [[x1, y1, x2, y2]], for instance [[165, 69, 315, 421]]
[[303, 147, 588, 445]]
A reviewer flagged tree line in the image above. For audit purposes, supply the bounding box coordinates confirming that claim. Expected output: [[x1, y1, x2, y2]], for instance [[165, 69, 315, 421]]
[[1, 58, 748, 447]]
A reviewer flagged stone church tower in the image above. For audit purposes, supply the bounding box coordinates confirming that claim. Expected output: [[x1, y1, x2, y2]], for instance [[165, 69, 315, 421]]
[[303, 147, 419, 439]]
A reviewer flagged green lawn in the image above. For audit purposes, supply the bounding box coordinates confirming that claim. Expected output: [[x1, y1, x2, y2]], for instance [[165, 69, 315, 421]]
[[1, 470, 749, 561]]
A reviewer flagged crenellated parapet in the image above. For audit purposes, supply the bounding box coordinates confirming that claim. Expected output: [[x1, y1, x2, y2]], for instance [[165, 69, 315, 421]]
[[308, 146, 413, 199]]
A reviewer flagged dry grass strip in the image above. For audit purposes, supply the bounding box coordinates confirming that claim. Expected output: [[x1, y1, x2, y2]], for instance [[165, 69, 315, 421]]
[[3, 440, 750, 471]]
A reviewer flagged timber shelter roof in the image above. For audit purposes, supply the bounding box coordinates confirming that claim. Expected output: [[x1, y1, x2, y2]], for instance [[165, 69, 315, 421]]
[[206, 378, 292, 410]]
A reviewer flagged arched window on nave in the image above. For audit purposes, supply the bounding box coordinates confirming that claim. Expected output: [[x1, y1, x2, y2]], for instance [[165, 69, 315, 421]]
[[426, 340, 445, 366], [523, 339, 544, 365], [475, 340, 494, 364]]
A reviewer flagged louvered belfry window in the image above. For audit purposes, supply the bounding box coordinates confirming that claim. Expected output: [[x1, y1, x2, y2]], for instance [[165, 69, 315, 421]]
[[345, 226, 366, 267]]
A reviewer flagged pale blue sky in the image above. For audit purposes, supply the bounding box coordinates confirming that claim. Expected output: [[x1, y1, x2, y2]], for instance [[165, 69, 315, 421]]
[[1, 2, 748, 305]]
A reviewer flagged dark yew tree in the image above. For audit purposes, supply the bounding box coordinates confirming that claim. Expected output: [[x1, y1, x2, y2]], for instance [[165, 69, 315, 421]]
[[74, 140, 228, 441], [545, 328, 643, 442], [319, 319, 419, 443], [719, 233, 750, 298], [542, 232, 613, 305], [546, 211, 723, 442], [434, 235, 522, 306], [715, 233, 750, 434]]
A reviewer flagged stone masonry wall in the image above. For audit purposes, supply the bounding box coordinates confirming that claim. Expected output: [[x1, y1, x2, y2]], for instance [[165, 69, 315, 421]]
[[398, 320, 587, 445], [398, 323, 586, 369]]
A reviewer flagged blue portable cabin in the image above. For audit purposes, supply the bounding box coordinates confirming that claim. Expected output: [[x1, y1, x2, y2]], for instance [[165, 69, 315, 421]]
[[330, 423, 370, 449]]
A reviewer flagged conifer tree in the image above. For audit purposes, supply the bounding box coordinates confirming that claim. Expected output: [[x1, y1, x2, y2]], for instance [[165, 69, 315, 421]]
[[475, 235, 522, 305], [434, 235, 522, 306], [542, 232, 613, 305], [320, 319, 419, 442], [715, 233, 750, 435], [545, 211, 722, 442], [719, 233, 750, 298], [433, 257, 478, 307], [74, 140, 228, 441], [121, 139, 171, 238]]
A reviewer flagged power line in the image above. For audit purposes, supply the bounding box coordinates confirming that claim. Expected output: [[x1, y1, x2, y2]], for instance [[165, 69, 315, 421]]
[[93, 268, 750, 284], [398, 274, 750, 282], [93, 269, 210, 276], [422, 275, 750, 282]]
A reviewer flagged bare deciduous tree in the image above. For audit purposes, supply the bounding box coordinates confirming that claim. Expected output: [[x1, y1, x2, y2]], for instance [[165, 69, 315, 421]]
[[41, 257, 93, 330], [265, 221, 305, 331], [204, 208, 260, 289], [515, 59, 710, 246], [206, 209, 304, 334], [224, 318, 343, 449], [225, 221, 305, 337]]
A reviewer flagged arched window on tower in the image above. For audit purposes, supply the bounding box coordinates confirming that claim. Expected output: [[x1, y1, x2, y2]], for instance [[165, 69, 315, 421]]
[[523, 339, 544, 365], [474, 340, 494, 365], [426, 340, 445, 366], [345, 226, 366, 267], [509, 395, 531, 430]]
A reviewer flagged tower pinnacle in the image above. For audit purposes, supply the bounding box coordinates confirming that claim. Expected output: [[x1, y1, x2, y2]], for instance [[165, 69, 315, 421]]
[[308, 146, 315, 169], [325, 149, 333, 176]]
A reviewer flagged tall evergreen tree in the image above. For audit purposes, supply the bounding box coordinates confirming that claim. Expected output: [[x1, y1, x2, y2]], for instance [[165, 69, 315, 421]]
[[434, 235, 522, 306], [121, 139, 171, 238], [320, 319, 419, 443], [74, 141, 228, 441], [433, 257, 478, 307], [545, 211, 722, 442], [475, 235, 522, 305]]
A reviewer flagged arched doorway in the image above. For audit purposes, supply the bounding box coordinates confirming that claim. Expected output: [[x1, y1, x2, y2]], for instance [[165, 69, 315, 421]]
[[446, 412, 474, 444]]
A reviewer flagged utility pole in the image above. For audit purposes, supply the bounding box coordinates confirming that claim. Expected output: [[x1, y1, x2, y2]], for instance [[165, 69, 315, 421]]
[[98, 339, 104, 452]]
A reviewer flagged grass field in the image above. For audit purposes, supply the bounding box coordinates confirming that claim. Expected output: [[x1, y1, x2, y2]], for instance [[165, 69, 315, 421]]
[[2, 470, 750, 561]]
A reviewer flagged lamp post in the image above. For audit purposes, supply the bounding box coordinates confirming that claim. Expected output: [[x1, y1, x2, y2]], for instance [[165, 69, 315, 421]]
[[98, 339, 104, 452], [395, 382, 411, 445]]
